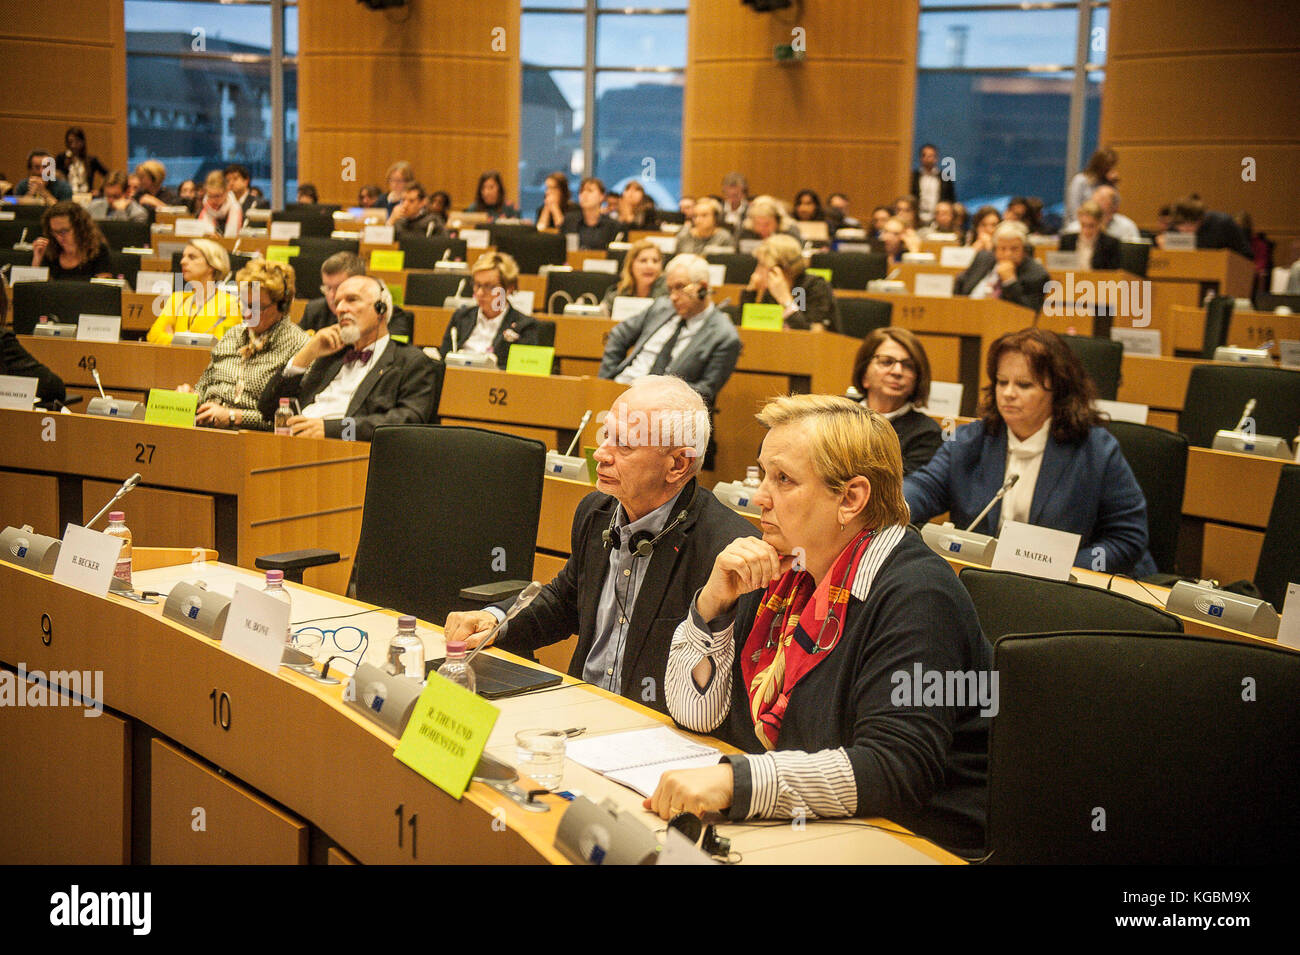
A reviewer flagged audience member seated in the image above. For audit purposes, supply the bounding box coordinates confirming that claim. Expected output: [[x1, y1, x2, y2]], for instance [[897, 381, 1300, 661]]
[[955, 221, 1049, 311], [1058, 200, 1122, 270], [905, 327, 1155, 576], [0, 277, 66, 407], [601, 239, 667, 313], [13, 150, 73, 204], [177, 259, 310, 431], [917, 200, 959, 240], [88, 171, 148, 224], [440, 251, 539, 365], [679, 196, 695, 219], [880, 217, 920, 263], [851, 327, 942, 474], [911, 143, 956, 224], [388, 182, 443, 236], [965, 205, 1001, 252], [563, 177, 623, 249], [741, 233, 838, 331], [599, 253, 741, 407], [56, 127, 107, 195], [465, 170, 520, 220], [225, 164, 267, 216], [357, 184, 384, 209], [146, 239, 241, 344], [443, 375, 756, 715], [196, 169, 244, 238], [951, 202, 970, 238], [299, 251, 415, 341], [616, 180, 658, 231], [741, 195, 802, 244], [258, 274, 439, 440], [132, 160, 181, 210], [31, 201, 113, 279], [429, 190, 452, 220], [721, 171, 749, 235], [825, 192, 861, 232], [869, 205, 892, 237], [384, 161, 415, 213], [892, 195, 919, 230], [1158, 194, 1252, 258], [1066, 147, 1120, 224], [296, 183, 319, 204], [534, 171, 573, 230], [674, 197, 736, 256], [650, 393, 991, 856], [791, 189, 826, 223], [1063, 184, 1140, 242], [1003, 196, 1043, 235], [177, 179, 198, 213]]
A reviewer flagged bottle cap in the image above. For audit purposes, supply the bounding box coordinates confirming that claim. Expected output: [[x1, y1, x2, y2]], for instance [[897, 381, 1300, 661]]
[[108, 511, 125, 522], [398, 615, 417, 629], [279, 398, 291, 406], [265, 569, 284, 583], [445, 640, 467, 654]]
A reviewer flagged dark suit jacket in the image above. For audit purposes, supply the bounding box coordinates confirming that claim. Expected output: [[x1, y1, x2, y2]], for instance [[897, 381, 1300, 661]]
[[904, 420, 1156, 576], [496, 480, 758, 715], [910, 168, 956, 204], [439, 304, 539, 367], [954, 250, 1051, 313], [257, 336, 441, 440], [299, 297, 414, 340], [1, 330, 65, 406], [1195, 211, 1252, 259], [739, 271, 840, 331], [597, 300, 742, 407], [891, 407, 943, 475], [1059, 232, 1122, 270]]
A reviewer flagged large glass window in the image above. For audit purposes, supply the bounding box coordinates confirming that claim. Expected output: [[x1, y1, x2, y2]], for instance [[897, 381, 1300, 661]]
[[521, 3, 685, 219], [125, 0, 297, 205]]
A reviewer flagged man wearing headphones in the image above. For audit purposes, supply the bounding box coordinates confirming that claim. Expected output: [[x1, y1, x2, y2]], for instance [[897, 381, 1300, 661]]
[[257, 273, 440, 440], [597, 253, 741, 408], [443, 376, 756, 714]]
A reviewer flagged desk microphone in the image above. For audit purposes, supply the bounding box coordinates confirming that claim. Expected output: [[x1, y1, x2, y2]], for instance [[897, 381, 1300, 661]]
[[455, 277, 468, 297], [463, 581, 542, 667], [450, 326, 459, 353], [87, 473, 142, 529], [564, 410, 592, 457], [440, 248, 452, 262], [87, 369, 147, 420], [1233, 398, 1257, 432], [965, 473, 1020, 533], [92, 367, 108, 401]]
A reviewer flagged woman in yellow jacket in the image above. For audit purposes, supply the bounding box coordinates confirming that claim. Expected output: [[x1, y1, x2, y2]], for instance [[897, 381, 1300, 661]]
[[146, 238, 242, 344]]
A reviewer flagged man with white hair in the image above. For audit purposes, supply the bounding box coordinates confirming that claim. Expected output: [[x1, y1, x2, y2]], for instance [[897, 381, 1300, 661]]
[[597, 253, 742, 407], [443, 375, 756, 713], [1063, 184, 1141, 242], [953, 220, 1051, 312]]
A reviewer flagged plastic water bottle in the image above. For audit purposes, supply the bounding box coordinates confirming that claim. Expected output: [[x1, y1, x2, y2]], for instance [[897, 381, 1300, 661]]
[[274, 398, 292, 435], [436, 640, 476, 694], [104, 511, 132, 585], [388, 615, 425, 680], [743, 466, 761, 488], [262, 569, 292, 641]]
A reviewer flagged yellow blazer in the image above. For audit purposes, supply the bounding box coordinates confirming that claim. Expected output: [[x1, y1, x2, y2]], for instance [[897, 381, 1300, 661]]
[[147, 289, 243, 344]]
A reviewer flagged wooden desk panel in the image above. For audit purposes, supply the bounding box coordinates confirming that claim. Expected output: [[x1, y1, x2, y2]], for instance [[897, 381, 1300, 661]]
[[0, 471, 60, 540], [20, 335, 210, 393], [1144, 248, 1255, 299], [1184, 448, 1283, 528]]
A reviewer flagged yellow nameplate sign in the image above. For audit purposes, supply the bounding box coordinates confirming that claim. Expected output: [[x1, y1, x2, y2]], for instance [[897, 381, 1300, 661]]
[[506, 344, 555, 376], [145, 388, 198, 428], [265, 245, 300, 264], [394, 674, 500, 799], [741, 303, 785, 331], [370, 249, 406, 272], [807, 267, 833, 282], [388, 282, 405, 308]]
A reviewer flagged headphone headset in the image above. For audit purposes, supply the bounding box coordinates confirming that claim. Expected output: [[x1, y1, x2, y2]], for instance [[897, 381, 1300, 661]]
[[694, 282, 708, 301], [602, 482, 698, 559], [366, 274, 392, 317]]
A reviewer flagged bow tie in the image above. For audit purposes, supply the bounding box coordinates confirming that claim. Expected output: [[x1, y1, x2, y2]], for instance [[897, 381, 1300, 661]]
[[342, 347, 373, 366]]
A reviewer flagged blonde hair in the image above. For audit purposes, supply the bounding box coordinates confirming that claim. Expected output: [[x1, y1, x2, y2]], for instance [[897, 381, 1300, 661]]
[[203, 169, 226, 192], [471, 250, 520, 288], [743, 194, 792, 233], [616, 239, 664, 295], [756, 394, 908, 529], [134, 159, 166, 188], [187, 238, 231, 281], [236, 258, 296, 313], [754, 233, 804, 272]]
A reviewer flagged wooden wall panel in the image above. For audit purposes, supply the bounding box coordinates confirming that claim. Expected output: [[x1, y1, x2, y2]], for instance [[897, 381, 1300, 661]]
[[684, 0, 918, 208], [1101, 1, 1300, 249], [298, 0, 520, 207], [0, 1, 127, 189]]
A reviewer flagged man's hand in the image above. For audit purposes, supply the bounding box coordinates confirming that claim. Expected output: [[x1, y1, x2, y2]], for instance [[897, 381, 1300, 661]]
[[291, 324, 345, 368], [287, 415, 324, 438], [994, 258, 1017, 284], [443, 610, 499, 649], [644, 764, 735, 820], [696, 536, 786, 622]]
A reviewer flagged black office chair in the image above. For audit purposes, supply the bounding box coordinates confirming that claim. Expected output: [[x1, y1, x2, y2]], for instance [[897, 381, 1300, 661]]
[[832, 297, 892, 339], [987, 630, 1300, 864], [288, 252, 331, 291], [0, 248, 31, 269], [0, 220, 32, 246], [1254, 463, 1300, 612], [405, 272, 469, 307], [293, 236, 360, 256], [1063, 334, 1123, 400], [657, 211, 686, 227], [543, 270, 612, 313], [705, 252, 757, 286], [1104, 420, 1188, 578], [1179, 363, 1300, 448], [491, 231, 566, 274], [258, 426, 544, 624], [1200, 295, 1234, 359], [958, 567, 1183, 642], [1117, 241, 1150, 277], [96, 220, 152, 251], [398, 236, 468, 269], [283, 203, 342, 216], [5, 204, 46, 221], [107, 251, 141, 286], [808, 251, 889, 290], [12, 280, 123, 335], [270, 208, 336, 238], [1254, 292, 1300, 313]]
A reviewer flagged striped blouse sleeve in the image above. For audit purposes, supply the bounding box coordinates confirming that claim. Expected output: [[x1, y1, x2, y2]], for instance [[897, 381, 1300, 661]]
[[726, 749, 858, 821], [663, 594, 736, 734]]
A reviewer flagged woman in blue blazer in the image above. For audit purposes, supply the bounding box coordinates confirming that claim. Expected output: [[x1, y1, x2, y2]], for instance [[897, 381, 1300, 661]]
[[905, 328, 1156, 577]]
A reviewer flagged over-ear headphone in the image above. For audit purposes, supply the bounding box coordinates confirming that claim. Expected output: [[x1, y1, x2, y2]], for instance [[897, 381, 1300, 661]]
[[696, 282, 709, 301], [367, 274, 392, 317], [601, 483, 699, 558]]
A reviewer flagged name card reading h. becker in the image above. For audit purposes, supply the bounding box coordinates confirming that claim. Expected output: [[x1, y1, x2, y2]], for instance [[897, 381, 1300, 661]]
[[395, 676, 499, 799], [991, 521, 1082, 581], [52, 524, 125, 596]]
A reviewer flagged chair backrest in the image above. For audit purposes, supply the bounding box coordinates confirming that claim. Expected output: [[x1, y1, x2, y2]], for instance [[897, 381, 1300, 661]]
[[294, 236, 360, 256], [833, 296, 892, 338], [353, 426, 545, 623], [0, 220, 31, 246], [1254, 463, 1300, 611], [988, 630, 1300, 863], [705, 252, 757, 285], [1201, 295, 1234, 359], [0, 248, 31, 269], [1063, 334, 1123, 401], [404, 272, 468, 307], [282, 202, 342, 216], [397, 236, 469, 269], [107, 251, 141, 286], [1103, 420, 1188, 575], [288, 252, 331, 292], [657, 210, 686, 227], [271, 207, 336, 237], [958, 566, 1183, 642], [533, 318, 557, 348], [96, 220, 152, 251], [1117, 241, 1149, 276], [491, 230, 566, 274], [12, 280, 123, 335], [543, 270, 613, 312], [808, 251, 889, 289], [1180, 363, 1300, 448], [1254, 292, 1300, 313], [5, 203, 46, 221]]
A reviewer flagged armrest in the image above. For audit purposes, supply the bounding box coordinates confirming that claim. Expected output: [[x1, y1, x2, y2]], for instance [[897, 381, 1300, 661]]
[[458, 579, 530, 604], [256, 548, 340, 584]]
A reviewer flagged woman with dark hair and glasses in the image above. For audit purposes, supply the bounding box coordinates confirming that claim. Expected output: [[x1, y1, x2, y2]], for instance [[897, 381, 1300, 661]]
[[466, 170, 519, 220], [31, 201, 113, 279], [850, 326, 942, 474], [905, 327, 1155, 576]]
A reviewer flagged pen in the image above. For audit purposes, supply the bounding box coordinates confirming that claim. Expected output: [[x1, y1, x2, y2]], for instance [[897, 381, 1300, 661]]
[[562, 727, 585, 738]]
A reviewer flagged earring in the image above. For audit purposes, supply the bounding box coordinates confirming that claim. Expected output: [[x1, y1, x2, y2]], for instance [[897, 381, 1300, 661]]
[[839, 523, 845, 532]]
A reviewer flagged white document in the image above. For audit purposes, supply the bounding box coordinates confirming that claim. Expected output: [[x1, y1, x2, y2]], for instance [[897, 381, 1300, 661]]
[[220, 582, 291, 673], [707, 263, 727, 287], [135, 270, 174, 294], [173, 218, 207, 238], [1094, 398, 1148, 424], [1162, 232, 1196, 251], [1046, 250, 1082, 270], [75, 314, 121, 342], [565, 726, 721, 798], [648, 235, 676, 254], [991, 521, 1081, 581], [462, 228, 490, 249], [1270, 268, 1290, 294], [913, 272, 955, 297], [269, 220, 302, 241], [53, 524, 123, 596], [9, 266, 49, 284], [507, 290, 535, 315], [925, 381, 964, 418], [362, 224, 394, 245], [1278, 583, 1300, 650], [1278, 340, 1300, 369], [0, 375, 38, 409], [582, 258, 619, 274], [1111, 326, 1162, 356], [939, 245, 976, 269], [611, 296, 654, 322], [738, 238, 760, 254]]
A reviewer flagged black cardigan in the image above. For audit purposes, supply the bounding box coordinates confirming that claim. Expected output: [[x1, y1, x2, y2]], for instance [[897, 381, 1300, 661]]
[[892, 407, 944, 475]]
